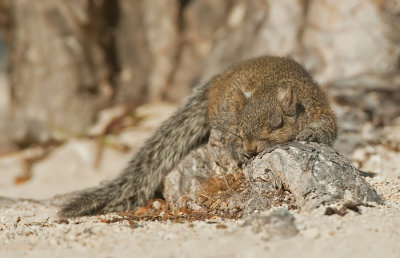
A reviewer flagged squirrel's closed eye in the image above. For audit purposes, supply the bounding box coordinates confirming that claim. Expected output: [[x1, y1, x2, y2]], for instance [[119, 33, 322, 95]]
[[269, 115, 283, 131]]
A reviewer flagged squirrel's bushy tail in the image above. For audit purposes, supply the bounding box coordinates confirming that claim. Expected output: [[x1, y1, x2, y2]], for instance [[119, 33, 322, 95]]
[[59, 83, 210, 217]]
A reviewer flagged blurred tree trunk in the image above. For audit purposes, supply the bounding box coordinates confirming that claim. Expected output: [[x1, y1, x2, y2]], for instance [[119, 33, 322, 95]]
[[0, 0, 181, 143], [1, 0, 117, 140], [114, 0, 149, 105], [0, 0, 12, 43], [114, 0, 179, 103]]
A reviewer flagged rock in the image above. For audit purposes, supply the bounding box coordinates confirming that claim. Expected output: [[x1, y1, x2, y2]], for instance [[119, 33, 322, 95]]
[[242, 208, 299, 240], [163, 130, 383, 216], [246, 142, 383, 210]]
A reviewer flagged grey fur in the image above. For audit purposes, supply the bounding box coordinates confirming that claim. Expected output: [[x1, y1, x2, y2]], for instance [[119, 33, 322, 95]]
[[59, 82, 210, 217]]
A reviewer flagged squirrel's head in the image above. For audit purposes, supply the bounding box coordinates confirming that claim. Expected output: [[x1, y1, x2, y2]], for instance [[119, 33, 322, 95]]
[[238, 80, 304, 156]]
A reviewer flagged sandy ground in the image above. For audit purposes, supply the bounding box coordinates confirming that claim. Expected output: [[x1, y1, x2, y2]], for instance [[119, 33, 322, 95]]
[[1, 103, 400, 258]]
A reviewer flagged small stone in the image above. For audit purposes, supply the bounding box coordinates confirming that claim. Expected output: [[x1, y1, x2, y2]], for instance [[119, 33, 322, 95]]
[[242, 208, 299, 240], [152, 200, 161, 210]]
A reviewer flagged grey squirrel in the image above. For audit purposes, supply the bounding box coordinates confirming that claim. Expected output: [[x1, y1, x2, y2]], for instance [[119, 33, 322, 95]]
[[59, 56, 337, 217]]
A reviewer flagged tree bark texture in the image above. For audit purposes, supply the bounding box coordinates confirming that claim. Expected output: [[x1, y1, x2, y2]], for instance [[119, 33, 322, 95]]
[[4, 0, 115, 137]]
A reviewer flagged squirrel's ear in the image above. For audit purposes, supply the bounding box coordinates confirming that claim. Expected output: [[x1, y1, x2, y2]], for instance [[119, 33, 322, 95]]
[[277, 85, 297, 116], [241, 90, 252, 99]]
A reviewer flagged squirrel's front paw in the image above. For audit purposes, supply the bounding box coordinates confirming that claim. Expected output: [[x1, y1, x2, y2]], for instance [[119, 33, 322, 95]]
[[296, 128, 320, 143]]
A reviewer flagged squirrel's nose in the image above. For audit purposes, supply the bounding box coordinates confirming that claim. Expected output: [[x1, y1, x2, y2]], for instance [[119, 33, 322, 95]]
[[243, 141, 259, 156]]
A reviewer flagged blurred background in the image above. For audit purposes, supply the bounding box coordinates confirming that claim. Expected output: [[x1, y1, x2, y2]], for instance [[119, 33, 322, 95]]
[[0, 0, 399, 198]]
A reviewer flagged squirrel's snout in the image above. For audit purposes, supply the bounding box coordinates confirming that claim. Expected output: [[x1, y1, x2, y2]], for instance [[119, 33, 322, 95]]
[[243, 140, 262, 156]]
